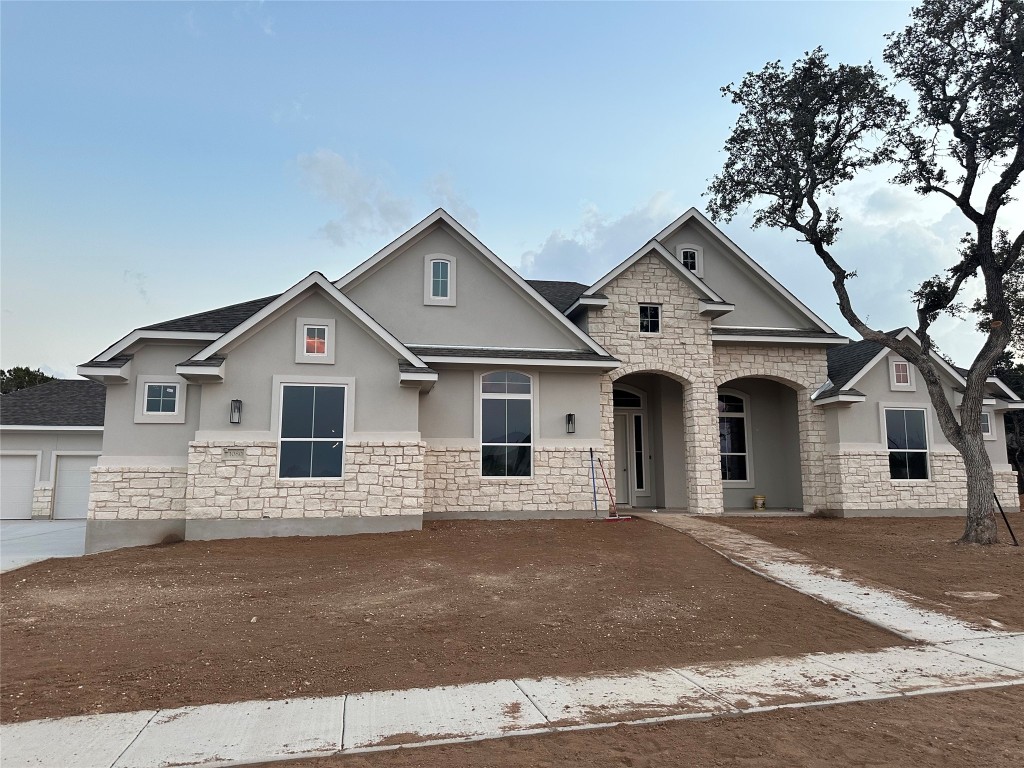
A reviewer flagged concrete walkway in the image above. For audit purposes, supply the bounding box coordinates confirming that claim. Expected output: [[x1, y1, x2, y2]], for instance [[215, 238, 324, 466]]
[[5, 515, 1023, 768], [0, 520, 86, 573]]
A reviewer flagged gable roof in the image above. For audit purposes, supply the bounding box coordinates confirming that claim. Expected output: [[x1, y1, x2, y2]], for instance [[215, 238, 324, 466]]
[[186, 271, 430, 369], [653, 208, 837, 334], [143, 294, 280, 333], [1, 380, 106, 427], [584, 240, 729, 304], [526, 281, 592, 313], [335, 209, 609, 355]]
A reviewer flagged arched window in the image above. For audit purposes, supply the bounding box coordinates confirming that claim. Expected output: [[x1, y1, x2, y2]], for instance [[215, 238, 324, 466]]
[[676, 244, 704, 277], [481, 371, 532, 477], [424, 254, 456, 305], [718, 390, 751, 484]]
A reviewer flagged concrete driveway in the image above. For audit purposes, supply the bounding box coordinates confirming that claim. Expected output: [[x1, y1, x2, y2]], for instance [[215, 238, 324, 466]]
[[0, 520, 86, 573]]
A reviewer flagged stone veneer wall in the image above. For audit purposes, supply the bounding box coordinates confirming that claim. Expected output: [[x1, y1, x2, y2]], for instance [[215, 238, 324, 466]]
[[87, 466, 188, 520], [423, 446, 609, 515], [586, 253, 723, 514], [30, 486, 53, 519], [714, 344, 830, 512], [824, 450, 1019, 513], [184, 441, 424, 519]]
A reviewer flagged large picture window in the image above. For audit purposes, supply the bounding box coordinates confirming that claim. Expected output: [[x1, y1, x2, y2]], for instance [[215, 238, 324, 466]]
[[279, 384, 346, 478], [718, 392, 749, 483], [885, 408, 929, 480], [481, 371, 532, 477]]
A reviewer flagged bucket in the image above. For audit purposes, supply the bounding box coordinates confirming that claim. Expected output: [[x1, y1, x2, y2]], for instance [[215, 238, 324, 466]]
[[753, 495, 767, 511]]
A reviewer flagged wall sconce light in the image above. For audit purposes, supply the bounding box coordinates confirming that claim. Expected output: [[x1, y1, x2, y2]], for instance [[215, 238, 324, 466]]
[[565, 413, 576, 434], [229, 399, 243, 425]]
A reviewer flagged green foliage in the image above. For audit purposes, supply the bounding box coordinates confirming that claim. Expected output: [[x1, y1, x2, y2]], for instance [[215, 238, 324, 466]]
[[0, 367, 55, 394]]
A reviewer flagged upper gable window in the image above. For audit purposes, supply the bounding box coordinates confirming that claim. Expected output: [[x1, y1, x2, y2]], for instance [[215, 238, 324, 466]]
[[145, 383, 178, 415], [295, 318, 336, 365], [676, 244, 704, 277], [424, 254, 456, 306], [890, 359, 915, 391], [639, 304, 661, 334], [134, 374, 188, 424]]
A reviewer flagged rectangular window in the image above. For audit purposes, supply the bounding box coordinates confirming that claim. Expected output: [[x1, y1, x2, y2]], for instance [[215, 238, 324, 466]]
[[144, 383, 178, 414], [718, 393, 749, 483], [891, 360, 913, 389], [639, 304, 661, 334], [279, 384, 345, 478], [431, 260, 450, 299], [633, 414, 645, 491], [304, 325, 328, 355], [481, 372, 532, 477], [885, 408, 929, 480], [981, 412, 992, 436], [680, 249, 697, 271]]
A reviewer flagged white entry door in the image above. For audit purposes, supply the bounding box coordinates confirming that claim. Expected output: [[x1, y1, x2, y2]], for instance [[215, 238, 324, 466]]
[[1, 455, 37, 519], [53, 455, 98, 519]]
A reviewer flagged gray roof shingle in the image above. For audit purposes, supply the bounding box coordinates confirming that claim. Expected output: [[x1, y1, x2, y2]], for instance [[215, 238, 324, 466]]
[[819, 338, 887, 399], [526, 280, 593, 313], [1, 380, 106, 427], [142, 295, 280, 333]]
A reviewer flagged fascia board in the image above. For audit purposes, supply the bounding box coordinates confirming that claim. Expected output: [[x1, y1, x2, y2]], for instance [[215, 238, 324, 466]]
[[94, 331, 221, 362], [711, 333, 848, 345], [192, 272, 428, 369], [812, 394, 867, 407], [417, 355, 619, 369], [334, 209, 610, 356], [0, 425, 103, 432]]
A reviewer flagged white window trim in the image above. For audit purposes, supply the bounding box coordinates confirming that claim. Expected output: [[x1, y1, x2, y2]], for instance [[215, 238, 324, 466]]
[[676, 243, 705, 278], [275, 380, 351, 481], [639, 303, 662, 335], [424, 253, 456, 306], [719, 388, 754, 489], [889, 358, 915, 391], [295, 317, 336, 365], [981, 411, 996, 441], [882, 405, 931, 481], [478, 370, 534, 480], [134, 375, 187, 424]]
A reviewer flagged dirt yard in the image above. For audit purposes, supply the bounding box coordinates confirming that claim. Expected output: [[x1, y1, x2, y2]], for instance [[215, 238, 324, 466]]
[[255, 686, 1024, 768], [0, 519, 898, 723], [715, 516, 1024, 629]]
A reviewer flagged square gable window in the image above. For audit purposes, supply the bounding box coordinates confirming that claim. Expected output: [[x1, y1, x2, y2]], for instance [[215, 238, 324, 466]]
[[890, 359, 915, 390], [134, 375, 187, 424], [145, 383, 178, 414], [295, 318, 336, 364], [639, 304, 661, 334]]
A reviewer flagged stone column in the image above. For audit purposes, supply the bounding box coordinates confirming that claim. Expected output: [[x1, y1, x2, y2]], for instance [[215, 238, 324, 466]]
[[685, 376, 724, 515], [796, 394, 828, 513]]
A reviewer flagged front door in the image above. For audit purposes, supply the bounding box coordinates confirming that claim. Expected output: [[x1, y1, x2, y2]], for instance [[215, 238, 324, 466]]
[[614, 413, 631, 506], [614, 411, 649, 507]]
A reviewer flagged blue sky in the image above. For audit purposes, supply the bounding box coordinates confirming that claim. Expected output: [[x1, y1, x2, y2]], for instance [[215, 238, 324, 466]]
[[1, 0, 1002, 377]]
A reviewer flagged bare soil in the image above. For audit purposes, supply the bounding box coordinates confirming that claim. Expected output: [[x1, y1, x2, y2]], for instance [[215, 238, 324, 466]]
[[255, 686, 1024, 768], [0, 519, 897, 723], [715, 515, 1024, 630]]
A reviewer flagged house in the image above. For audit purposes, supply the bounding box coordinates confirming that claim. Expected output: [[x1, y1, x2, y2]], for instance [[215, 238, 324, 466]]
[[75, 208, 1021, 553], [0, 380, 106, 519]]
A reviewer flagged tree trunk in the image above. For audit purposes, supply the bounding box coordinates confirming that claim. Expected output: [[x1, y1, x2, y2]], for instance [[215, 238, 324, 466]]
[[959, 435, 999, 545]]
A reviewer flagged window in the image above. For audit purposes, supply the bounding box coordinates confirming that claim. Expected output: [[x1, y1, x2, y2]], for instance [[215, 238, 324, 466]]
[[613, 388, 643, 409], [481, 371, 532, 477], [890, 359, 914, 390], [639, 304, 661, 334], [676, 244, 704, 277], [885, 408, 929, 480], [304, 325, 327, 356], [424, 254, 456, 305], [431, 260, 449, 299], [718, 392, 750, 483], [279, 384, 346, 478], [981, 411, 994, 439], [633, 413, 645, 491], [144, 383, 178, 414]]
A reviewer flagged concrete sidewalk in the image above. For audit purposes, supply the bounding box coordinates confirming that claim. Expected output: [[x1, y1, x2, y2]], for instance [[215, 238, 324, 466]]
[[0, 520, 86, 573]]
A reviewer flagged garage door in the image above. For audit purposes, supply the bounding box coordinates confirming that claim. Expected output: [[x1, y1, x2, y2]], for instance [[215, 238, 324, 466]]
[[53, 455, 99, 520], [1, 455, 37, 519]]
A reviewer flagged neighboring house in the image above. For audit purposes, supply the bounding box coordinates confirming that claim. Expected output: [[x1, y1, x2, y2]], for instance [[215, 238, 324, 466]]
[[76, 208, 1021, 553], [0, 380, 106, 519]]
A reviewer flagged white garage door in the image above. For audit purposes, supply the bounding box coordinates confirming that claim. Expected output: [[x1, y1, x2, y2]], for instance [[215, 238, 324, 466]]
[[53, 455, 99, 520], [1, 455, 37, 519]]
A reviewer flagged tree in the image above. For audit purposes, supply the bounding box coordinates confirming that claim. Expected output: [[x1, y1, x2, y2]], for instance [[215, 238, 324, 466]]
[[0, 367, 54, 394], [707, 0, 1023, 544]]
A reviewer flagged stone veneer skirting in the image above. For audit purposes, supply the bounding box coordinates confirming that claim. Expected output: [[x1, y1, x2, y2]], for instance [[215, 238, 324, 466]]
[[824, 450, 1019, 515], [88, 466, 188, 520], [423, 446, 609, 516], [30, 486, 53, 519]]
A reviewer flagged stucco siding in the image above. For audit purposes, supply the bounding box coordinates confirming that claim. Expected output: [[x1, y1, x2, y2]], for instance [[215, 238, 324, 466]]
[[0, 430, 102, 481]]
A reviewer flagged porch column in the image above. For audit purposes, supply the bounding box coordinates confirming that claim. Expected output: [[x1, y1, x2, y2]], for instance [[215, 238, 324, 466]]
[[796, 394, 828, 512], [684, 376, 724, 515]]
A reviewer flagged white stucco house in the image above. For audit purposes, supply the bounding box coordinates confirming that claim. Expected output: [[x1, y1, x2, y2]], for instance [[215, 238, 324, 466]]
[[75, 208, 1021, 552]]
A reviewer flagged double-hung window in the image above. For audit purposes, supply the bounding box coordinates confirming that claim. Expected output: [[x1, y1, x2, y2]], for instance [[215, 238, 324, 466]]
[[885, 408, 929, 480], [279, 384, 346, 478], [981, 412, 993, 439], [481, 372, 532, 477], [639, 304, 661, 334], [890, 360, 914, 390], [718, 392, 750, 483], [431, 259, 450, 299], [144, 383, 179, 414]]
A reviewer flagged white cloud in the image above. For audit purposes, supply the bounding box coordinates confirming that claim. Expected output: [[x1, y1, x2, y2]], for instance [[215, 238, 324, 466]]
[[297, 150, 414, 248], [426, 173, 478, 229], [520, 193, 679, 281]]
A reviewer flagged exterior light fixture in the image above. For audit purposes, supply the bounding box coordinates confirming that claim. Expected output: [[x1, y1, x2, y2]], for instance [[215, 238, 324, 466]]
[[229, 399, 243, 424], [565, 413, 576, 434]]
